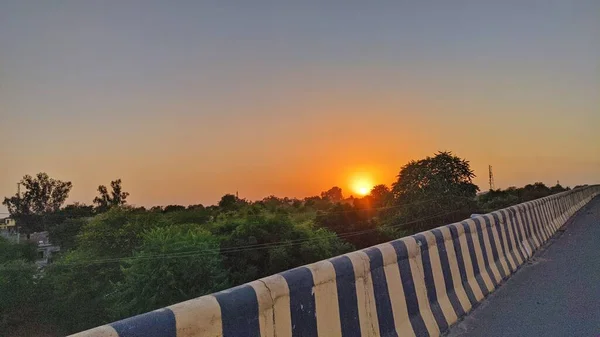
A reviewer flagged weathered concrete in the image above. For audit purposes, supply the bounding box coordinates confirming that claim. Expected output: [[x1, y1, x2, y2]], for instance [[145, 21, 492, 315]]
[[447, 195, 600, 337]]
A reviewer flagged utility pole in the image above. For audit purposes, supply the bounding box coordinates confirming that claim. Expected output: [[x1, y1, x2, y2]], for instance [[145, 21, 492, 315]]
[[488, 165, 495, 191], [16, 182, 21, 243]]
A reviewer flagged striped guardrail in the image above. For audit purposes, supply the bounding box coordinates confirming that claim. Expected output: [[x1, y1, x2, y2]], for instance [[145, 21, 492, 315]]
[[71, 185, 600, 337]]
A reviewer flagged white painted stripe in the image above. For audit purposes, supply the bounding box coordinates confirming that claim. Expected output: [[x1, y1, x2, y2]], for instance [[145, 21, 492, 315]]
[[439, 226, 471, 313], [68, 325, 119, 337], [453, 224, 485, 301], [504, 209, 524, 267], [464, 219, 495, 292], [486, 214, 510, 277], [478, 217, 502, 283], [492, 212, 516, 273], [378, 243, 415, 337], [254, 274, 292, 337], [306, 260, 343, 337], [404, 237, 440, 337], [347, 250, 380, 337], [169, 295, 223, 337], [422, 231, 459, 325]]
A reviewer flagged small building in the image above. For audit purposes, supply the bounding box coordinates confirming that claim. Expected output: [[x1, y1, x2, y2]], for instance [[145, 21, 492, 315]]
[[0, 217, 19, 241], [26, 231, 60, 266], [0, 217, 16, 231], [37, 242, 61, 266]]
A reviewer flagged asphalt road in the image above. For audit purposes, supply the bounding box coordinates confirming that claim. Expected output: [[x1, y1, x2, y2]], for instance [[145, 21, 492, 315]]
[[447, 195, 600, 337]]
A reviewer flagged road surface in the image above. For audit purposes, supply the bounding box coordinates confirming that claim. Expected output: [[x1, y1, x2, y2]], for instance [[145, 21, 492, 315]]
[[447, 195, 600, 337]]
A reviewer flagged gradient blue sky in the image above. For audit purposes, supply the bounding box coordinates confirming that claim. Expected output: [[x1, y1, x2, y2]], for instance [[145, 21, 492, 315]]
[[1, 1, 599, 212]]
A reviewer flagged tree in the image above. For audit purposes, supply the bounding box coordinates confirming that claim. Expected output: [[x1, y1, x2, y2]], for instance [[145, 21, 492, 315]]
[[314, 203, 386, 249], [109, 227, 229, 318], [519, 182, 551, 202], [0, 260, 37, 329], [369, 184, 392, 208], [48, 218, 88, 252], [303, 196, 331, 211], [43, 250, 116, 333], [93, 179, 129, 213], [219, 213, 351, 285], [390, 151, 479, 232], [550, 183, 569, 194], [78, 207, 168, 258], [218, 194, 245, 212], [320, 186, 343, 202], [477, 189, 520, 213], [163, 205, 186, 213], [2, 173, 72, 233]]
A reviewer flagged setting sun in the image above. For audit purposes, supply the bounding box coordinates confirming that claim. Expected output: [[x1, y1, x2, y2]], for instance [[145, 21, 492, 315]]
[[350, 175, 374, 196], [357, 186, 370, 196]]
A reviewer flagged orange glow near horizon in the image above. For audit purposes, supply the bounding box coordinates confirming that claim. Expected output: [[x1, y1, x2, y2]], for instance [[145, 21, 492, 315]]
[[349, 172, 375, 197]]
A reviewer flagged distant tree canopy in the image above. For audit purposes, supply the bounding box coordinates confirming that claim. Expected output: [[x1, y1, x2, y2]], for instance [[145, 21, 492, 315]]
[[163, 205, 186, 213], [477, 182, 569, 213], [369, 184, 393, 208], [218, 194, 247, 212], [2, 173, 73, 233], [93, 179, 129, 213], [320, 186, 343, 202], [390, 151, 479, 231]]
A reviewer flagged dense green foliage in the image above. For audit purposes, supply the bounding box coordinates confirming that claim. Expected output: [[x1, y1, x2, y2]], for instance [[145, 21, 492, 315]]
[[0, 155, 574, 335], [477, 182, 569, 213], [110, 227, 229, 318], [389, 151, 480, 232]]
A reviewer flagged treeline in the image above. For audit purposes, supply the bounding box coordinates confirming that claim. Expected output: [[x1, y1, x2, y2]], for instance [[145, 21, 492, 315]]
[[0, 152, 573, 335], [477, 182, 571, 213]]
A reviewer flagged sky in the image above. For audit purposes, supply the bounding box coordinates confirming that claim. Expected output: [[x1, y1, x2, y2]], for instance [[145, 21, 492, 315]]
[[1, 1, 599, 212]]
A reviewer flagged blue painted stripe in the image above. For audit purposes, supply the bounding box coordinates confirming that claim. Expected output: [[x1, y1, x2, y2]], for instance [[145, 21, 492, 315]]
[[364, 247, 398, 337], [482, 216, 507, 279], [542, 200, 555, 233], [330, 255, 361, 337], [510, 207, 529, 258], [542, 200, 554, 235], [547, 199, 558, 231], [460, 221, 490, 296], [414, 234, 448, 332], [533, 202, 548, 242], [503, 209, 525, 264], [534, 201, 547, 240], [498, 210, 520, 272], [519, 205, 536, 247], [548, 200, 556, 228], [491, 213, 513, 274], [280, 267, 318, 337], [534, 201, 550, 241], [558, 198, 566, 222], [526, 203, 544, 245], [523, 204, 539, 247], [472, 218, 499, 287], [517, 206, 535, 249], [214, 285, 260, 337], [431, 229, 465, 317], [447, 225, 478, 306], [534, 201, 547, 237], [111, 308, 176, 337], [390, 240, 429, 337], [552, 199, 559, 224]]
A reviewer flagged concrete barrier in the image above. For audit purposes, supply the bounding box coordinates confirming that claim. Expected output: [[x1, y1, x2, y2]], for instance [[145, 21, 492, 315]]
[[71, 185, 600, 337]]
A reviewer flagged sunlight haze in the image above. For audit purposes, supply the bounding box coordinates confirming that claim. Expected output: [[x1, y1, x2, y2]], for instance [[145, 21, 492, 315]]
[[1, 1, 599, 211]]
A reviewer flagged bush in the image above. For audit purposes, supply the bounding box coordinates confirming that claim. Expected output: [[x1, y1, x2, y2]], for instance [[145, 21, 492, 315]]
[[109, 226, 229, 318], [0, 260, 36, 329]]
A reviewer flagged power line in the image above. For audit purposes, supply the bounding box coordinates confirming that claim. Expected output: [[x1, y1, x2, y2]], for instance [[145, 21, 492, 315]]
[[0, 209, 461, 270]]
